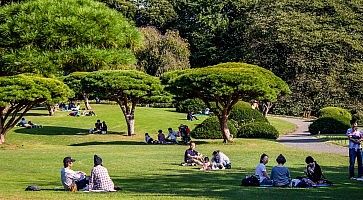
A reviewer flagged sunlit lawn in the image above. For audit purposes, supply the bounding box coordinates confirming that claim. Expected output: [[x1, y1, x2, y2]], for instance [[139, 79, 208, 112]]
[[0, 104, 361, 200]]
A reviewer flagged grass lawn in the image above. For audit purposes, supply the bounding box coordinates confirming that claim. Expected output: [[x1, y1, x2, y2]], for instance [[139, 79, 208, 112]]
[[316, 135, 349, 147], [0, 104, 361, 199], [267, 116, 297, 136]]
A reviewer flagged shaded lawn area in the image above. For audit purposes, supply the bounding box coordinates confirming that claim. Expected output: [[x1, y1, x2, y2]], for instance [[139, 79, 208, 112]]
[[0, 105, 359, 199]]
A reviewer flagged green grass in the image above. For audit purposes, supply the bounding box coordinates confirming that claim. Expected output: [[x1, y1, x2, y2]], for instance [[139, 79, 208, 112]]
[[316, 134, 349, 147], [0, 104, 361, 199], [267, 116, 297, 135]]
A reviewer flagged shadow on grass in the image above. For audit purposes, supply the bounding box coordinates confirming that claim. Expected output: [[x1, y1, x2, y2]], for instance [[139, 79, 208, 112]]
[[22, 112, 50, 117], [113, 166, 363, 199], [69, 141, 147, 146], [14, 126, 89, 136], [69, 140, 210, 146]]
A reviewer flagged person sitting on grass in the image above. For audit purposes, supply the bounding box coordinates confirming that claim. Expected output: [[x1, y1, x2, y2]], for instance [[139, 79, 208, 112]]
[[255, 153, 273, 185], [271, 154, 290, 187], [89, 155, 116, 192], [60, 156, 88, 191], [182, 142, 203, 166], [92, 120, 102, 134], [158, 130, 166, 144], [145, 133, 155, 144], [304, 156, 324, 184], [101, 121, 108, 134], [211, 150, 231, 170], [18, 117, 28, 127], [186, 111, 198, 121], [166, 128, 178, 144], [200, 157, 212, 171]]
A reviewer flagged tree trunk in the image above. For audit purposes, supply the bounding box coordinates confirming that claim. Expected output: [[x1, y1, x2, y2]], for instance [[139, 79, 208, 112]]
[[83, 93, 92, 110], [126, 115, 135, 136], [0, 134, 4, 144], [262, 102, 273, 117], [219, 114, 233, 143], [46, 104, 55, 116]]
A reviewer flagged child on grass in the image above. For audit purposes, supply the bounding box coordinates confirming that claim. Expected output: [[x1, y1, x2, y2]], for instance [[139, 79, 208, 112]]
[[200, 157, 212, 171]]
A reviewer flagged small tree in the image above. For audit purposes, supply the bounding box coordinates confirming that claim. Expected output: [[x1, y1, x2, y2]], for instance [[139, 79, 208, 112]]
[[0, 75, 73, 144], [162, 62, 290, 142], [81, 70, 169, 136], [64, 72, 95, 110], [137, 27, 190, 76]]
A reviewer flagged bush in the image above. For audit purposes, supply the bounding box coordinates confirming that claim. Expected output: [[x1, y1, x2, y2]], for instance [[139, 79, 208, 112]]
[[176, 98, 206, 113], [318, 107, 351, 121], [229, 101, 268, 127], [191, 116, 238, 139], [237, 122, 279, 139], [308, 117, 350, 135]]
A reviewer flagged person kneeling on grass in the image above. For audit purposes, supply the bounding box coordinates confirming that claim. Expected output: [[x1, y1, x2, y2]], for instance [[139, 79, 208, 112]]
[[271, 154, 290, 187], [89, 155, 116, 192], [60, 156, 88, 191], [182, 142, 204, 166]]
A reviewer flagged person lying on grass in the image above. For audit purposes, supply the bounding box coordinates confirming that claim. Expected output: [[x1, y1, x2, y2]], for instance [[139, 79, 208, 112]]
[[89, 155, 117, 192], [182, 142, 204, 166], [60, 156, 88, 191], [271, 154, 290, 187]]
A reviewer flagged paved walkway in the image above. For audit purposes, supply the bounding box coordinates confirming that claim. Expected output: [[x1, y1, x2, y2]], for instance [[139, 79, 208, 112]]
[[276, 117, 347, 156]]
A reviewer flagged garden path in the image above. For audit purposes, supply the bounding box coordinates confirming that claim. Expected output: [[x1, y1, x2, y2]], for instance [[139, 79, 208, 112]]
[[275, 117, 347, 156]]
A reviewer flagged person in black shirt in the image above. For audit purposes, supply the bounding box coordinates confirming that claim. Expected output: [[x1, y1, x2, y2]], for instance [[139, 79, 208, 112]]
[[94, 119, 102, 134], [305, 156, 323, 184]]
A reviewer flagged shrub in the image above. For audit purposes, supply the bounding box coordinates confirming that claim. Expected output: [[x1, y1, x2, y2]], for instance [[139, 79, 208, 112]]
[[308, 117, 350, 135], [191, 116, 238, 139], [176, 98, 206, 113], [229, 101, 268, 127], [237, 122, 279, 139], [318, 107, 351, 121]]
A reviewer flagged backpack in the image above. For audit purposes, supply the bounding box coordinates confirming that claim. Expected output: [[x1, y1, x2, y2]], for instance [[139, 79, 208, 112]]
[[241, 175, 260, 186]]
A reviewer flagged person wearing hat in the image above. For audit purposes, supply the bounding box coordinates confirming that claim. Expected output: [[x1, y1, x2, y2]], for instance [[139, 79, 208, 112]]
[[60, 156, 88, 191], [89, 155, 115, 191]]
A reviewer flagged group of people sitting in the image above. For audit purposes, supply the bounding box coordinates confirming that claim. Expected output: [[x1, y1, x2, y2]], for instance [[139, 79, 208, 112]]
[[182, 142, 231, 170], [67, 103, 96, 117], [61, 155, 120, 192], [144, 125, 191, 144], [253, 153, 329, 187], [89, 120, 107, 134], [17, 117, 42, 129]]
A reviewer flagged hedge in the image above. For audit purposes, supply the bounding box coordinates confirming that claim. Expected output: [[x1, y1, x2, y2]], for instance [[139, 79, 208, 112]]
[[318, 107, 351, 121], [229, 101, 268, 128], [237, 122, 279, 139], [190, 116, 238, 139], [308, 117, 350, 135]]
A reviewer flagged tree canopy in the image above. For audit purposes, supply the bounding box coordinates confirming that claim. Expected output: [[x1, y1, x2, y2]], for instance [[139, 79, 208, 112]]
[[0, 75, 73, 144], [137, 27, 190, 76], [80, 70, 170, 136], [0, 0, 142, 76], [162, 62, 290, 142]]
